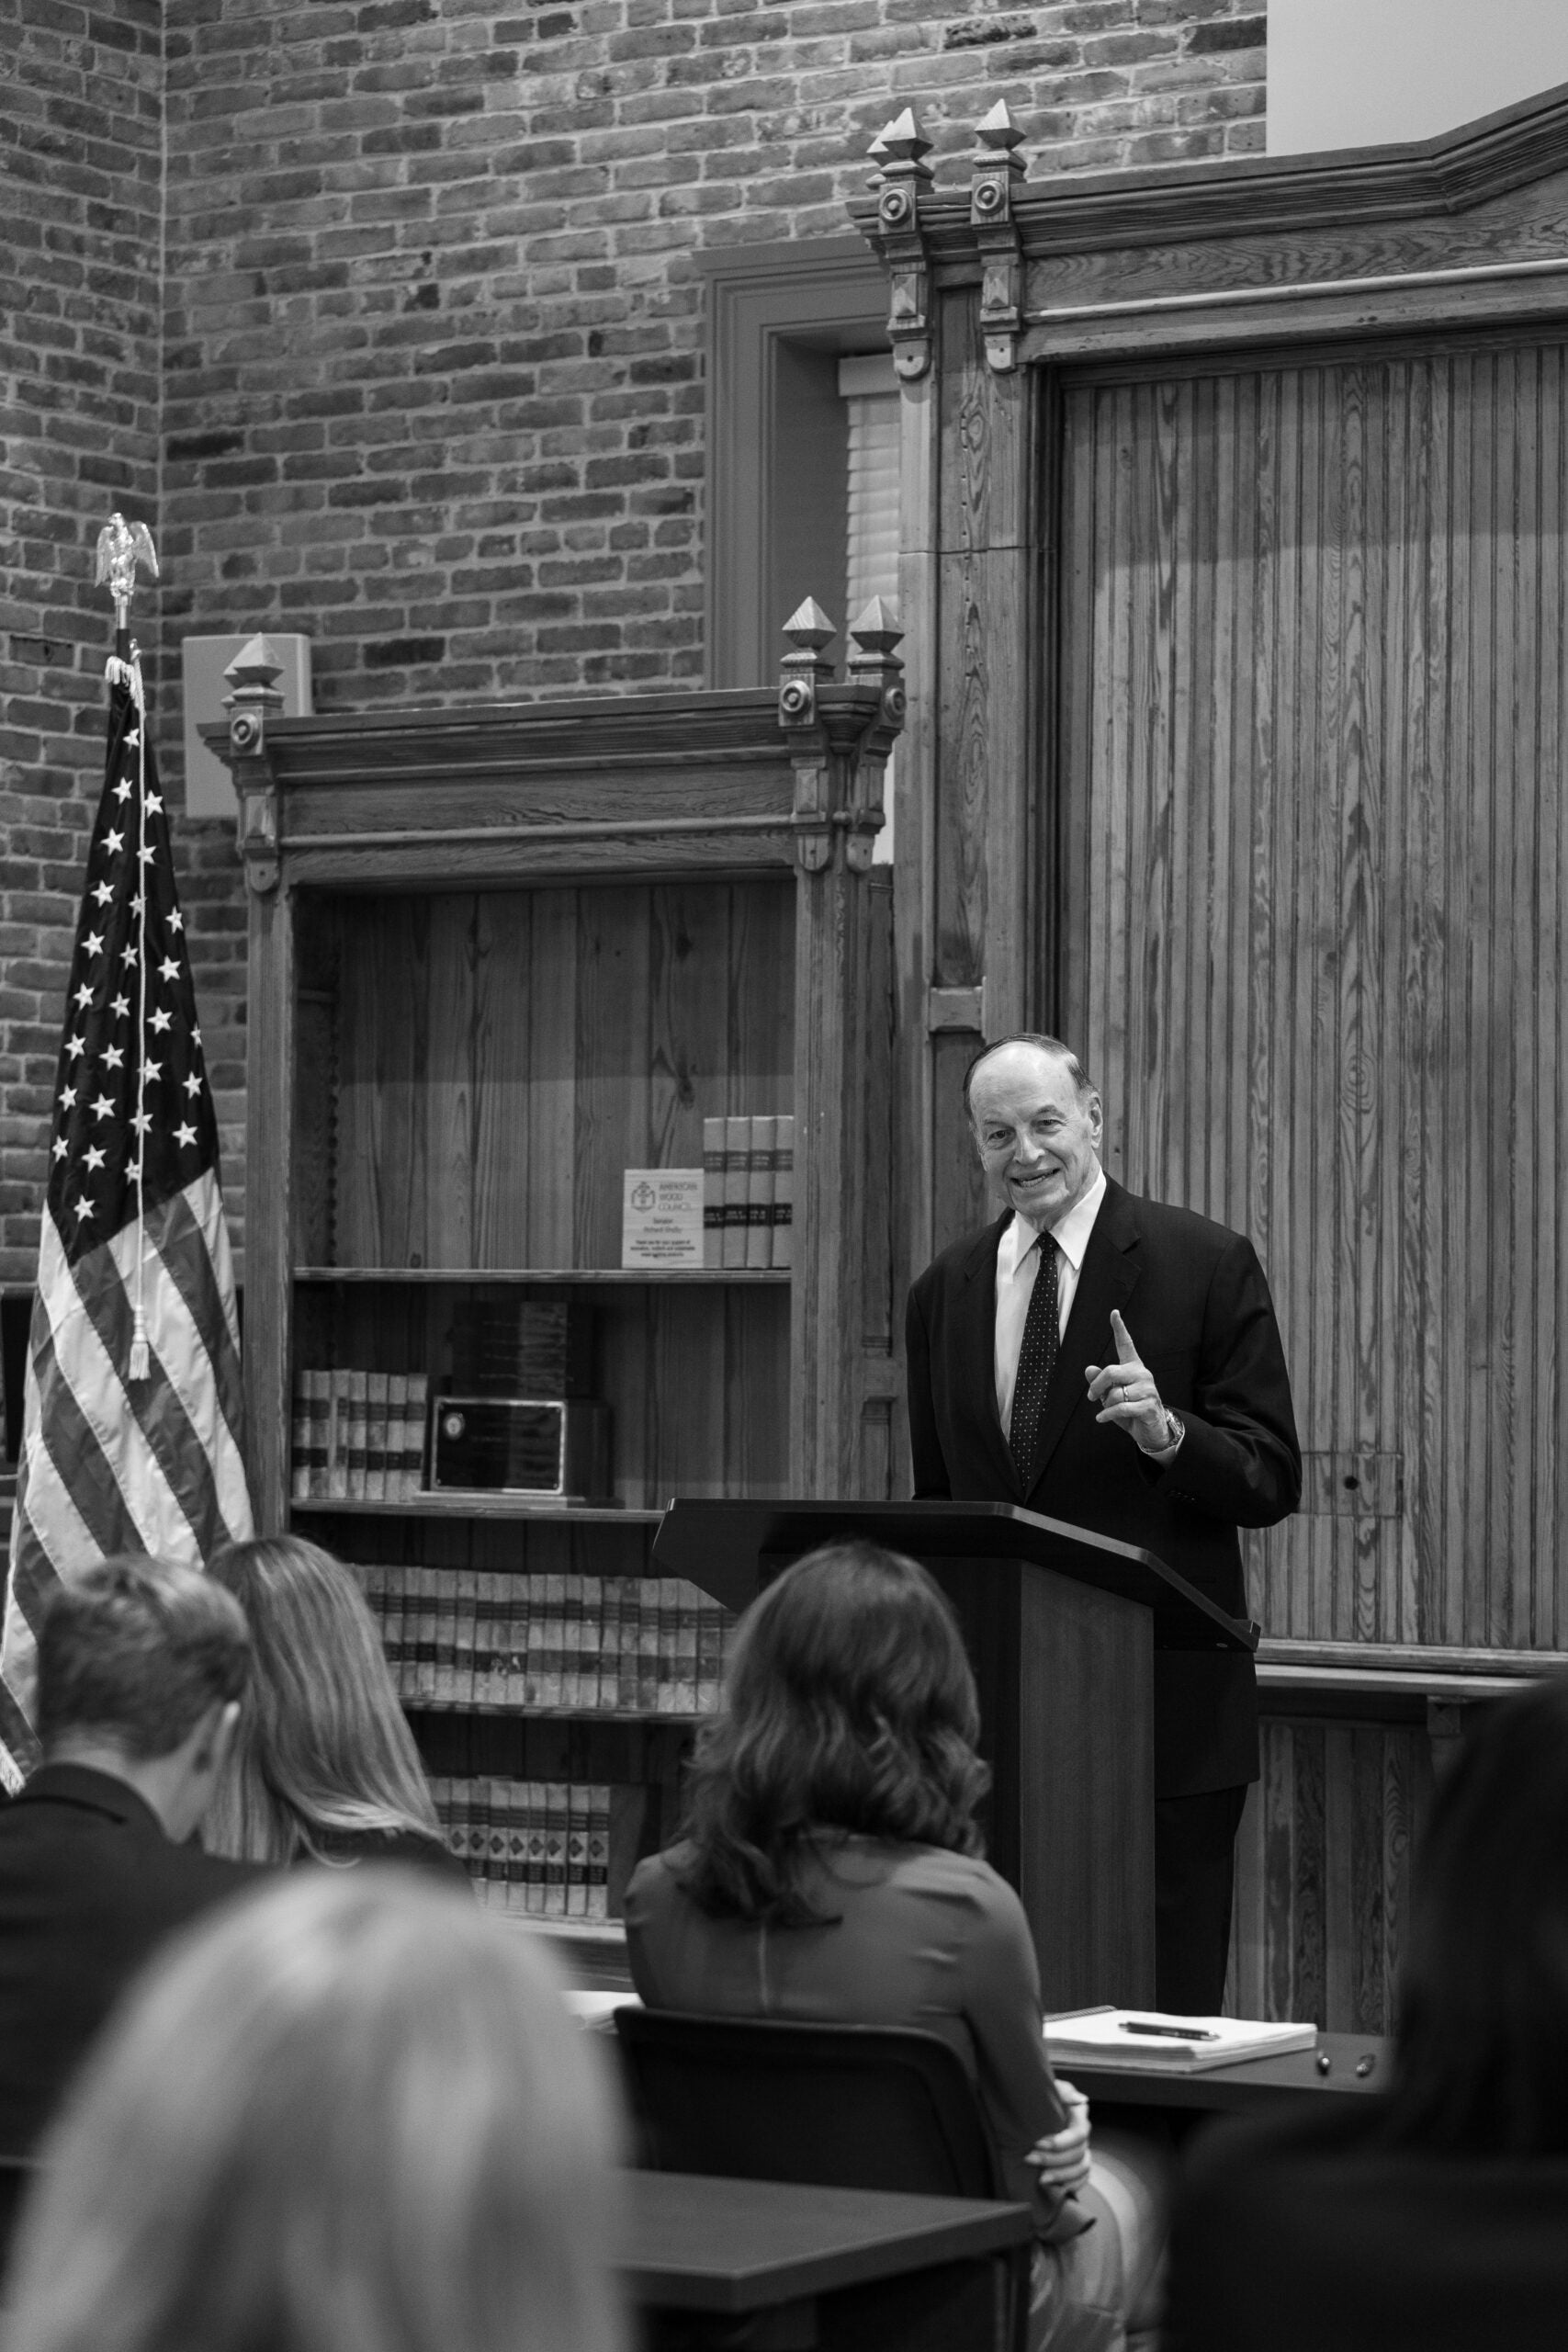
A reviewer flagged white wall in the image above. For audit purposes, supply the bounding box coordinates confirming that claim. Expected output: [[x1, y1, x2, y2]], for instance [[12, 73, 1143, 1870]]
[[1269, 0, 1568, 156]]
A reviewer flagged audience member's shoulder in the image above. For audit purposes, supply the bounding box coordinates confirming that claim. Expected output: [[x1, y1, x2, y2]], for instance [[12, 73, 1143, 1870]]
[[879, 1839, 1025, 1920], [624, 1843, 690, 1923], [301, 1827, 472, 1890]]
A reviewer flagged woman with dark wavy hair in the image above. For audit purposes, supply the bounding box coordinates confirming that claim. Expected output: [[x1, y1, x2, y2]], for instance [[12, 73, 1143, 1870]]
[[626, 1540, 1169, 2352]]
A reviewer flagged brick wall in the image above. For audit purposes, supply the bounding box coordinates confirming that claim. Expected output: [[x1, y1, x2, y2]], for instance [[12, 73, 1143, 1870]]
[[3, 0, 1267, 1292]]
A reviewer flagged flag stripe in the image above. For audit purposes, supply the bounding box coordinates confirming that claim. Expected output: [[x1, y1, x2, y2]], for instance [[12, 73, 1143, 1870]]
[[65, 1240, 227, 1560], [26, 1287, 151, 1560], [147, 1179, 247, 1441]]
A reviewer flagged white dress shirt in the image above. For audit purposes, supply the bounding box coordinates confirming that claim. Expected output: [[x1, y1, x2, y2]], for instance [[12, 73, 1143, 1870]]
[[994, 1165, 1107, 1440]]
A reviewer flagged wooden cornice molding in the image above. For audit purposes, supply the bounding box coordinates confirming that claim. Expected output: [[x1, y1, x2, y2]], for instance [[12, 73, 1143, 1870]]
[[201, 687, 790, 796], [850, 76, 1568, 267]]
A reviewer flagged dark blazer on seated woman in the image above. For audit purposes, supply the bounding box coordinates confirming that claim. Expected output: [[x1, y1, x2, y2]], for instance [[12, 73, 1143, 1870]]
[[627, 1829, 1067, 2219]]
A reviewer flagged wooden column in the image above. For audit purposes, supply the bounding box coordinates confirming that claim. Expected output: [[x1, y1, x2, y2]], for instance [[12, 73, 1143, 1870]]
[[779, 603, 906, 1497]]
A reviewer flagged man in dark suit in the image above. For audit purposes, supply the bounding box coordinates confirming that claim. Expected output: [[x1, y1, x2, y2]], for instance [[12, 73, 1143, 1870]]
[[0, 1555, 265, 2157], [906, 1035, 1301, 2011]]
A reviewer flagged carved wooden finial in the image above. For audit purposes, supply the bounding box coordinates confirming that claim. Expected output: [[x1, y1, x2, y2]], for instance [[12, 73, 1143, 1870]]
[[865, 126, 890, 191], [782, 597, 838, 656], [223, 633, 286, 694], [970, 101, 1028, 374], [847, 596, 904, 660], [875, 110, 935, 383], [880, 107, 933, 172]]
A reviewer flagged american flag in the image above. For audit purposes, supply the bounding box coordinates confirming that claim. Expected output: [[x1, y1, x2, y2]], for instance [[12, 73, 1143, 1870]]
[[1, 648, 253, 1783]]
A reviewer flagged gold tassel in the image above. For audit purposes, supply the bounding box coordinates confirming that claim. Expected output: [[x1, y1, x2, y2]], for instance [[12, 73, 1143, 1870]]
[[129, 1306, 150, 1382]]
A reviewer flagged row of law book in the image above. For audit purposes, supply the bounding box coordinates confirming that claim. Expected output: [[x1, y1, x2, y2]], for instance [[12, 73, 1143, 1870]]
[[362, 1565, 735, 1715], [702, 1114, 794, 1269], [430, 1776, 614, 1920], [291, 1370, 430, 1501]]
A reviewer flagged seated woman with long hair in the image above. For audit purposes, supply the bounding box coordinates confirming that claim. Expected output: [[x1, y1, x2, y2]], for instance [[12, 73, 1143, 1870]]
[[203, 1535, 466, 1880], [625, 1539, 1168, 2352], [1163, 1673, 1568, 2352], [5, 1871, 626, 2352]]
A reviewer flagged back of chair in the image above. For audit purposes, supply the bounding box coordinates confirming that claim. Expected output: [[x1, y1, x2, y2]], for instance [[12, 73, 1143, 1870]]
[[0, 2155, 39, 2294], [615, 2007, 1007, 2199]]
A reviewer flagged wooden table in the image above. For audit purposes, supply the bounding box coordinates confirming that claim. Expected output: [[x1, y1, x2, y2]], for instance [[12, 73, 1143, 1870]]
[[1057, 2030, 1393, 2118], [617, 2169, 1033, 2350]]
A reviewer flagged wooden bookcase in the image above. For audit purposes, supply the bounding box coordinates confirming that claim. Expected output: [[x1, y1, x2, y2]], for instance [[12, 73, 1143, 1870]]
[[217, 660, 906, 1936]]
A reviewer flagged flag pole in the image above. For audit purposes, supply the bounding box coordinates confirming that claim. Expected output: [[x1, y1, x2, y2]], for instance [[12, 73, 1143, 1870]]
[[94, 517, 160, 1378]]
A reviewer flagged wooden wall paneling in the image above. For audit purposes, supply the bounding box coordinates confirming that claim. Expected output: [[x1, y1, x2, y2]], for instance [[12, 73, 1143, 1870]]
[[593, 1288, 655, 1510], [246, 878, 296, 1524], [333, 897, 430, 1272], [1228, 1712, 1434, 2030], [423, 895, 479, 1270], [470, 893, 534, 1269], [855, 871, 904, 1500], [725, 877, 795, 1117], [726, 1284, 791, 1501], [921, 293, 1037, 1262], [1055, 334, 1568, 1657], [574, 887, 653, 1269], [525, 888, 579, 1269], [896, 365, 940, 1275]]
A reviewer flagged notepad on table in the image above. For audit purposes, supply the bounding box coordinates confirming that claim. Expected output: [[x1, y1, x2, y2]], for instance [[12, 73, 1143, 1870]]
[[1045, 2006, 1317, 2073]]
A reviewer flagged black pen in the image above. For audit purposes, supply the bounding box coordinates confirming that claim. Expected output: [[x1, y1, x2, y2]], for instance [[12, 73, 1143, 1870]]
[[1117, 2021, 1221, 2041]]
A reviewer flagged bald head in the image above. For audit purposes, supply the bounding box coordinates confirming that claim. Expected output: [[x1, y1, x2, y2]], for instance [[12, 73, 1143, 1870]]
[[965, 1035, 1102, 1231]]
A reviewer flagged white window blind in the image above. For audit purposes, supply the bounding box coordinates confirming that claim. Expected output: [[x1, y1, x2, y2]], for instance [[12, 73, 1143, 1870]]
[[839, 352, 900, 860]]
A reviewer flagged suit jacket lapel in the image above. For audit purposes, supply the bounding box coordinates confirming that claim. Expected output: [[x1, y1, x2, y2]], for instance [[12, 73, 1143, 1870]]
[[958, 1215, 1019, 1498], [1030, 1179, 1143, 1490]]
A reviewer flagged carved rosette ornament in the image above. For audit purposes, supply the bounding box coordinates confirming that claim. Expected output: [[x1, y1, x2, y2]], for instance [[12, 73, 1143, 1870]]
[[874, 108, 935, 382], [970, 100, 1027, 374]]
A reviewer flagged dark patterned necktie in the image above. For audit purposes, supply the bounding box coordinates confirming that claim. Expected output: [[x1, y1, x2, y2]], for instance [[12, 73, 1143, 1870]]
[[1009, 1236, 1059, 1491]]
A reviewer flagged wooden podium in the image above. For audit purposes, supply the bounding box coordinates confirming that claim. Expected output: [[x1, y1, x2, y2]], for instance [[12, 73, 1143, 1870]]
[[653, 1499, 1257, 2012]]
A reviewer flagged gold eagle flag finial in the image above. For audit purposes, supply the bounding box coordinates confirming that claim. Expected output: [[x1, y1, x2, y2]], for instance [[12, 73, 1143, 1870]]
[[94, 512, 160, 636]]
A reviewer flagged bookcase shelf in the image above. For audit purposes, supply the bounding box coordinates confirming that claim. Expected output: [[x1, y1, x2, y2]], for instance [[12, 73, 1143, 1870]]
[[231, 688, 903, 1940], [290, 1500, 667, 1525], [295, 1267, 791, 1287]]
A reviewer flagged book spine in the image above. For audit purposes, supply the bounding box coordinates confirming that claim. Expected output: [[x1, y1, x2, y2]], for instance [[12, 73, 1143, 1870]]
[[722, 1113, 750, 1270], [344, 1368, 369, 1500], [579, 1574, 602, 1712], [597, 1577, 621, 1713], [503, 1779, 528, 1915], [587, 1782, 610, 1921], [513, 1577, 535, 1710], [540, 1574, 565, 1709], [434, 1572, 457, 1706], [384, 1373, 408, 1501], [771, 1112, 794, 1271], [290, 1375, 312, 1502], [635, 1577, 660, 1713], [470, 1570, 494, 1707], [364, 1371, 389, 1502], [559, 1571, 582, 1711], [672, 1578, 699, 1714], [327, 1370, 351, 1499], [405, 1371, 430, 1497], [702, 1114, 726, 1270], [745, 1113, 775, 1271], [656, 1576, 680, 1714], [566, 1781, 590, 1919], [695, 1596, 725, 1714], [415, 1566, 440, 1707], [543, 1781, 568, 1918], [525, 1781, 547, 1917], [304, 1370, 332, 1498], [455, 1566, 477, 1705]]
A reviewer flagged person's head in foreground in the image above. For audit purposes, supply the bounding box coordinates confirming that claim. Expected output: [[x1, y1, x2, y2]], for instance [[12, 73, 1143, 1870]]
[[5, 1871, 626, 2352], [37, 1553, 250, 1840], [1382, 1670, 1568, 2155], [203, 1533, 441, 1863], [676, 1537, 989, 1925]]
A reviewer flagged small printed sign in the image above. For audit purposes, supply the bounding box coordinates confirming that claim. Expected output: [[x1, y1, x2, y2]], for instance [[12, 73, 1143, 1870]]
[[621, 1169, 705, 1268]]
